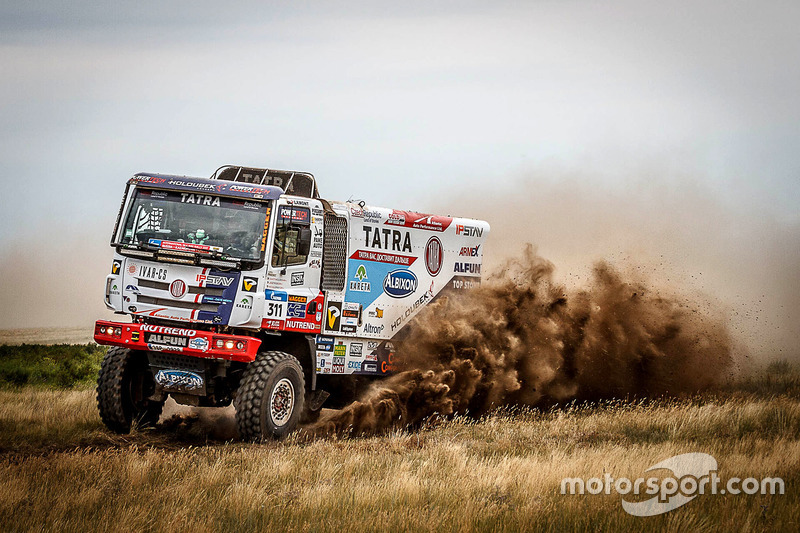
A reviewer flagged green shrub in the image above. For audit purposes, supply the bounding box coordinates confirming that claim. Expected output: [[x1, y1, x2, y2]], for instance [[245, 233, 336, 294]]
[[0, 343, 107, 389]]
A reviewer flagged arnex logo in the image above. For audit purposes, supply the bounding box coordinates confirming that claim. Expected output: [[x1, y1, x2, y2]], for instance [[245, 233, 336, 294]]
[[383, 270, 418, 298], [459, 244, 481, 257]]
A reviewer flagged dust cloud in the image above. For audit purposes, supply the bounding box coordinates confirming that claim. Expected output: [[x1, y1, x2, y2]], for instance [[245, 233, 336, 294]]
[[444, 173, 800, 366], [303, 245, 733, 438], [158, 399, 239, 441], [303, 170, 799, 438]]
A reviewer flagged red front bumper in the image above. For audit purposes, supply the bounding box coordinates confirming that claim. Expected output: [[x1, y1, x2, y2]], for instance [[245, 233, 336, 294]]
[[94, 320, 261, 363]]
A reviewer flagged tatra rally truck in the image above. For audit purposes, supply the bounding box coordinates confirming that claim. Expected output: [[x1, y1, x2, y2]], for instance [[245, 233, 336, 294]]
[[94, 166, 489, 439]]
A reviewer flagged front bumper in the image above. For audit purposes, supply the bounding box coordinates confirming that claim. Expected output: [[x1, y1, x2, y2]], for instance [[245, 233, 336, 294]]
[[94, 320, 260, 363]]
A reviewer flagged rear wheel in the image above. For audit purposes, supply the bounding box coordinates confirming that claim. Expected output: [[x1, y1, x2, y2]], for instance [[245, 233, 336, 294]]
[[235, 351, 305, 440], [96, 347, 163, 433]]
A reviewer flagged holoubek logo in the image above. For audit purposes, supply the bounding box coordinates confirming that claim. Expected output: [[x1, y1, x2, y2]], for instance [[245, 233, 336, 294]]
[[561, 453, 784, 516]]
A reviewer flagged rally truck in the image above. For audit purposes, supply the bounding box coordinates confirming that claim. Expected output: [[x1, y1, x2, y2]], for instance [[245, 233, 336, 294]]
[[94, 165, 489, 439]]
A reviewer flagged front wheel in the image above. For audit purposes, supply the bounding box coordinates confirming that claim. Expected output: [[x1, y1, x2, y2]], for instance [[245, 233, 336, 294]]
[[96, 347, 163, 433], [235, 351, 305, 440]]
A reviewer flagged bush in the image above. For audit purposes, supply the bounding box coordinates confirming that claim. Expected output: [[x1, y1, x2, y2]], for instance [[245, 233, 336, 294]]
[[0, 343, 107, 389]]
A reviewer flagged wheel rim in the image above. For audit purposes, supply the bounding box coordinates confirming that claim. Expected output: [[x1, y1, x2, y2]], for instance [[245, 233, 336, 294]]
[[269, 378, 295, 426]]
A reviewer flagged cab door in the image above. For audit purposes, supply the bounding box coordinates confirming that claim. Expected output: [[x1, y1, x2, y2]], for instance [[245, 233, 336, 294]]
[[263, 199, 325, 332]]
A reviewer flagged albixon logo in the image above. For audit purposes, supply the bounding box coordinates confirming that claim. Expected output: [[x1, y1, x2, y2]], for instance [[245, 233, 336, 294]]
[[383, 270, 418, 298]]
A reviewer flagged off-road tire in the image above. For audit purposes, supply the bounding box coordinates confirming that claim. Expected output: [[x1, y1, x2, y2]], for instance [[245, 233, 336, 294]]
[[96, 347, 163, 433], [235, 351, 305, 441]]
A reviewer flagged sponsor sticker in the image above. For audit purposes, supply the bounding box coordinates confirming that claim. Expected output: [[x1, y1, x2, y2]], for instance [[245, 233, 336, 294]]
[[137, 265, 167, 281], [459, 244, 481, 257], [278, 206, 310, 223], [154, 370, 204, 390], [265, 290, 288, 302], [349, 249, 416, 266], [454, 262, 482, 276], [141, 325, 197, 336], [242, 277, 258, 292], [326, 302, 342, 332], [455, 224, 484, 237], [196, 274, 234, 286], [170, 279, 187, 298], [125, 284, 141, 295], [363, 323, 385, 335], [285, 320, 318, 331], [385, 210, 453, 232], [145, 333, 188, 347], [425, 236, 443, 276], [316, 335, 334, 352], [287, 302, 306, 318], [179, 193, 222, 206], [349, 264, 371, 292], [363, 226, 412, 252], [189, 337, 209, 352], [383, 270, 418, 298]]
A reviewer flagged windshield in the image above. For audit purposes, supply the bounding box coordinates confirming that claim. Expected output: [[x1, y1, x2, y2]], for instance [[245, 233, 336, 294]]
[[118, 188, 270, 261]]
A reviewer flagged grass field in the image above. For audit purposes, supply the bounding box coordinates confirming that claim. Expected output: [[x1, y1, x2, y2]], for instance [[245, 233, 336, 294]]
[[0, 354, 798, 532]]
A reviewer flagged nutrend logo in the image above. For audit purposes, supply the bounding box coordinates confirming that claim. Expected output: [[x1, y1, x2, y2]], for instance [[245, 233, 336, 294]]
[[561, 453, 784, 516]]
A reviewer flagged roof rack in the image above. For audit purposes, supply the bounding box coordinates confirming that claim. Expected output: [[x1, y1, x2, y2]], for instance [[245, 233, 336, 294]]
[[211, 165, 319, 199]]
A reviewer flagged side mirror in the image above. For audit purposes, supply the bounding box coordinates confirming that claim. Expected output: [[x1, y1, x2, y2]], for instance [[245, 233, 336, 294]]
[[298, 227, 312, 256]]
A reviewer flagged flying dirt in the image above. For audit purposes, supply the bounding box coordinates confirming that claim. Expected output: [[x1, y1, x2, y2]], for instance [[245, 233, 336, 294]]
[[303, 245, 733, 438]]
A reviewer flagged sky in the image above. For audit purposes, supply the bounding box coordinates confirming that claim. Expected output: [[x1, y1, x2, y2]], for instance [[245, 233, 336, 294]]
[[0, 1, 798, 359]]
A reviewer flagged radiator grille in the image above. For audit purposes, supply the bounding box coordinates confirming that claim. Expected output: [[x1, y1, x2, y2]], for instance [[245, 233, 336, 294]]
[[321, 214, 348, 292], [148, 352, 206, 371], [137, 295, 219, 312], [137, 279, 224, 297]]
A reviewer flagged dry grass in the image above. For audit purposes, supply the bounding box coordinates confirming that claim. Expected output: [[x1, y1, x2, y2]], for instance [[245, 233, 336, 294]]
[[1, 372, 799, 531]]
